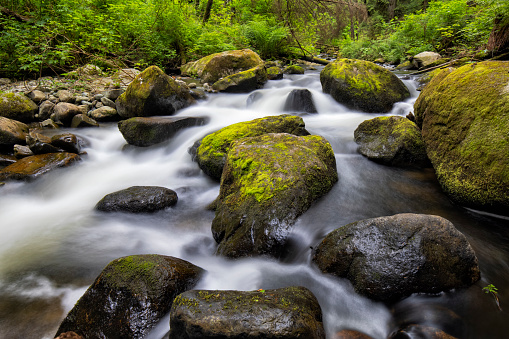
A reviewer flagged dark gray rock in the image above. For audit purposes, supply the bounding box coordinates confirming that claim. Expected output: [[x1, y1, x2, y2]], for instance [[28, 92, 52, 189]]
[[284, 89, 317, 114], [38, 100, 56, 120], [51, 133, 82, 154], [95, 186, 178, 213]]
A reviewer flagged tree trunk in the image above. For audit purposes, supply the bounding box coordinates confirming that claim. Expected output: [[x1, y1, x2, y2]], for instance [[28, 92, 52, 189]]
[[203, 0, 213, 23], [488, 16, 509, 53], [388, 0, 397, 20]]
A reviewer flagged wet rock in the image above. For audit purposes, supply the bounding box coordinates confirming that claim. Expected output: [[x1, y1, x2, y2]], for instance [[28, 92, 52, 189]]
[[88, 106, 120, 122], [0, 153, 16, 166], [40, 119, 59, 129], [14, 144, 33, 158], [284, 65, 305, 74], [283, 89, 318, 114], [55, 331, 84, 339], [38, 100, 55, 120], [212, 65, 267, 93], [170, 286, 325, 339], [312, 213, 481, 302], [116, 65, 195, 119], [414, 61, 509, 215], [27, 90, 47, 103], [320, 58, 410, 113], [27, 135, 62, 154], [181, 49, 264, 84], [50, 133, 82, 154], [53, 103, 82, 126], [213, 133, 337, 258], [70, 114, 99, 128], [334, 329, 374, 339], [56, 255, 204, 339], [267, 66, 284, 80], [354, 116, 430, 168], [0, 152, 80, 181], [0, 116, 29, 148], [118, 116, 208, 147], [0, 92, 38, 123], [195, 115, 309, 181], [390, 324, 457, 339], [95, 186, 178, 213]]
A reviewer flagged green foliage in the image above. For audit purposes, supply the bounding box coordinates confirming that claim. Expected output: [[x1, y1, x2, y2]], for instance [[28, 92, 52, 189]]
[[243, 17, 289, 59], [483, 283, 502, 311]]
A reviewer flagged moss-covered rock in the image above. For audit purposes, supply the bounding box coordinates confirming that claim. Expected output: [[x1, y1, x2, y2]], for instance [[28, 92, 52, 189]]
[[195, 115, 310, 181], [169, 286, 325, 339], [211, 65, 267, 93], [115, 65, 195, 119], [212, 133, 338, 258], [266, 66, 284, 80], [354, 116, 430, 168], [284, 65, 305, 74], [181, 49, 264, 84], [56, 255, 204, 339], [313, 213, 480, 302], [118, 116, 208, 147], [0, 116, 29, 149], [0, 92, 38, 123], [95, 186, 178, 213], [414, 61, 509, 215], [321, 58, 410, 113], [0, 152, 80, 181]]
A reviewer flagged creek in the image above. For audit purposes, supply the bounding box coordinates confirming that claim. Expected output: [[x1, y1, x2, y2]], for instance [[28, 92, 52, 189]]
[[0, 68, 508, 339]]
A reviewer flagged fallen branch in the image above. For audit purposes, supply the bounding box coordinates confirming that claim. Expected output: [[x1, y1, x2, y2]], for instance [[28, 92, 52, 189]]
[[408, 59, 458, 75], [0, 6, 31, 22], [298, 55, 330, 65]]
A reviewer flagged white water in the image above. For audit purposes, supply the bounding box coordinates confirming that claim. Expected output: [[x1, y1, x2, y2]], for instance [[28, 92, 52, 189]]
[[1, 69, 508, 339]]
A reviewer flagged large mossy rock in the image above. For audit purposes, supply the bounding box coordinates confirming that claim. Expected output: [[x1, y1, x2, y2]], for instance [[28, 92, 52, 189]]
[[211, 65, 267, 93], [0, 116, 29, 149], [212, 133, 338, 258], [0, 153, 80, 181], [312, 213, 480, 302], [320, 58, 410, 113], [414, 61, 509, 215], [115, 65, 195, 119], [0, 92, 38, 123], [354, 116, 430, 168], [195, 115, 310, 181], [169, 286, 325, 339], [95, 186, 178, 213], [181, 49, 264, 84], [56, 255, 204, 339], [118, 116, 208, 147]]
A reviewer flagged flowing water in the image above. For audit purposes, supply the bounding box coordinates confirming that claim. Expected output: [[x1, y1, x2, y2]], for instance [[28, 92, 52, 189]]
[[1, 68, 508, 339]]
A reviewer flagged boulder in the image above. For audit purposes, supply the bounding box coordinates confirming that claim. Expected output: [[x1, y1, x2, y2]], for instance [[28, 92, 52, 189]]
[[118, 116, 208, 147], [0, 92, 38, 122], [212, 133, 337, 258], [312, 213, 480, 302], [320, 58, 410, 113], [95, 186, 178, 213], [284, 65, 305, 74], [414, 61, 509, 215], [195, 115, 310, 181], [354, 116, 429, 168], [411, 52, 442, 69], [170, 286, 325, 339], [56, 255, 203, 339], [13, 144, 33, 158], [100, 96, 116, 108], [88, 106, 120, 122], [0, 152, 80, 181], [53, 103, 82, 126], [115, 65, 195, 119], [267, 66, 284, 80], [56, 90, 73, 103], [27, 90, 47, 103], [70, 114, 99, 128], [181, 49, 264, 84], [27, 133, 62, 155], [38, 100, 55, 120], [283, 89, 317, 114], [211, 65, 267, 93], [0, 116, 29, 148], [51, 133, 82, 154]]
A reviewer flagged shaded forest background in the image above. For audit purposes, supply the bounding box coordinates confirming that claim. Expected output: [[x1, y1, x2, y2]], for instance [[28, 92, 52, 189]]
[[0, 0, 508, 78]]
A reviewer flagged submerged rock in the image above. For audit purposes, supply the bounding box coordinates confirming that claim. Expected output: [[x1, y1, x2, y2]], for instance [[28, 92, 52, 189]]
[[212, 133, 337, 258], [283, 89, 318, 114], [95, 186, 178, 213], [170, 286, 325, 339], [0, 92, 38, 123], [212, 65, 267, 93], [312, 213, 480, 302], [0, 152, 80, 181], [414, 61, 509, 215], [56, 255, 204, 339], [320, 58, 410, 113], [115, 65, 195, 119], [119, 116, 208, 147], [195, 115, 310, 181], [354, 116, 429, 168]]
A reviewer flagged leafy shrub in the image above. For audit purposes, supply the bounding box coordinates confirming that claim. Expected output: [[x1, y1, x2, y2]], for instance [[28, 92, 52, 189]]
[[243, 17, 289, 59]]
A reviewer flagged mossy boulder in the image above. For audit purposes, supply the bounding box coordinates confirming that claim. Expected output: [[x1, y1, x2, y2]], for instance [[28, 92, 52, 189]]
[[0, 116, 29, 149], [283, 89, 318, 114], [414, 61, 509, 215], [0, 92, 38, 123], [267, 66, 284, 80], [195, 115, 310, 181], [211, 65, 267, 93], [212, 133, 338, 258], [118, 116, 208, 147], [95, 186, 178, 213], [284, 65, 305, 74], [354, 116, 430, 168], [56, 255, 204, 339], [181, 49, 264, 84], [312, 213, 480, 302], [0, 152, 80, 181], [115, 65, 195, 119], [320, 58, 410, 113], [170, 286, 325, 339]]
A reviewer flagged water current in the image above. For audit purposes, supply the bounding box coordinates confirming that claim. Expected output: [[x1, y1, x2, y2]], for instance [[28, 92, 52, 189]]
[[0, 68, 508, 339]]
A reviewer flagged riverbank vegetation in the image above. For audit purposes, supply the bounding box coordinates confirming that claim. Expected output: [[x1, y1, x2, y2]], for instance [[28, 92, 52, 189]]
[[0, 0, 507, 78]]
